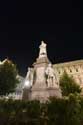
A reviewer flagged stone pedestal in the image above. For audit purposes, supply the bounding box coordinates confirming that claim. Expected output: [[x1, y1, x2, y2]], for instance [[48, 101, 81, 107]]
[[30, 56, 62, 101], [31, 88, 49, 102], [30, 56, 50, 101], [31, 87, 61, 102], [47, 87, 62, 98], [22, 88, 31, 100]]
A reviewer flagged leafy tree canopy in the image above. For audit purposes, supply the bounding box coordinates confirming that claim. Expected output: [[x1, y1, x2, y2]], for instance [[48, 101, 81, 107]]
[[59, 71, 82, 96], [0, 59, 19, 96]]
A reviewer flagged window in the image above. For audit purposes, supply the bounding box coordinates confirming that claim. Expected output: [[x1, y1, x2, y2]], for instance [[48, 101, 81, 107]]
[[70, 69, 72, 72], [76, 69, 78, 72]]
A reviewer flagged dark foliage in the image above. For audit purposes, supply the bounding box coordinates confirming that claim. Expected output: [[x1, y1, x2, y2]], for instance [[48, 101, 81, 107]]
[[0, 59, 19, 95], [0, 95, 83, 125], [60, 71, 81, 96]]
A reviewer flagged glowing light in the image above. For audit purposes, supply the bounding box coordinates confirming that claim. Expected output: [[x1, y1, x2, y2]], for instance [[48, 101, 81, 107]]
[[24, 80, 30, 87]]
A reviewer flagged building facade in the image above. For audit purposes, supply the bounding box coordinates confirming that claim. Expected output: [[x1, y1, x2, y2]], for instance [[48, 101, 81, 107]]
[[53, 60, 83, 88]]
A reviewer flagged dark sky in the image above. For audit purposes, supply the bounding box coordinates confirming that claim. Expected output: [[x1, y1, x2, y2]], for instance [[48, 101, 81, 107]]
[[0, 1, 83, 76]]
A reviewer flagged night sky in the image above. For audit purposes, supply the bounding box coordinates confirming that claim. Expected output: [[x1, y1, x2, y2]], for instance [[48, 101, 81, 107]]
[[0, 1, 83, 76]]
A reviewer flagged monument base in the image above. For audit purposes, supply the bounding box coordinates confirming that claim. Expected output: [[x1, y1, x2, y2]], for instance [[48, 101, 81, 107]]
[[22, 88, 31, 100], [47, 87, 62, 98], [30, 86, 62, 102]]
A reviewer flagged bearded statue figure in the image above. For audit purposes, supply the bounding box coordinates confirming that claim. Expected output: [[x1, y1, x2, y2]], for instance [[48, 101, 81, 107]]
[[45, 63, 58, 87]]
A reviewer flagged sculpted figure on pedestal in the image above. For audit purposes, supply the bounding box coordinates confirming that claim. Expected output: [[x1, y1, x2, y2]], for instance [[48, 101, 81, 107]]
[[39, 41, 47, 58], [45, 63, 58, 87], [24, 67, 34, 87]]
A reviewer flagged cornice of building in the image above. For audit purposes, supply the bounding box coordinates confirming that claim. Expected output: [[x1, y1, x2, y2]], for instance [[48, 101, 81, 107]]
[[53, 59, 83, 68]]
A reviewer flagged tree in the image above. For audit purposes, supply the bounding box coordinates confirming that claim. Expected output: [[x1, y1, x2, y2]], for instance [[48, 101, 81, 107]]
[[59, 71, 81, 96], [0, 59, 19, 96], [48, 95, 81, 125]]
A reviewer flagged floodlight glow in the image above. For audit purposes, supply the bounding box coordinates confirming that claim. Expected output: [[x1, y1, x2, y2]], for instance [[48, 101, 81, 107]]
[[24, 80, 30, 87]]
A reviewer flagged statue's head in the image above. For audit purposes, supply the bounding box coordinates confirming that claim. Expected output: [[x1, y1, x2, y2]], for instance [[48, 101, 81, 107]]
[[40, 41, 46, 47], [48, 63, 52, 67], [28, 67, 31, 71], [41, 40, 44, 44]]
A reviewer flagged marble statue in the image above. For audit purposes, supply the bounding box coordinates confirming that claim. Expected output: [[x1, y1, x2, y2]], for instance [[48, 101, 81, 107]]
[[24, 67, 34, 87], [45, 63, 58, 87], [23, 41, 62, 101], [39, 41, 47, 58], [26, 68, 31, 79]]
